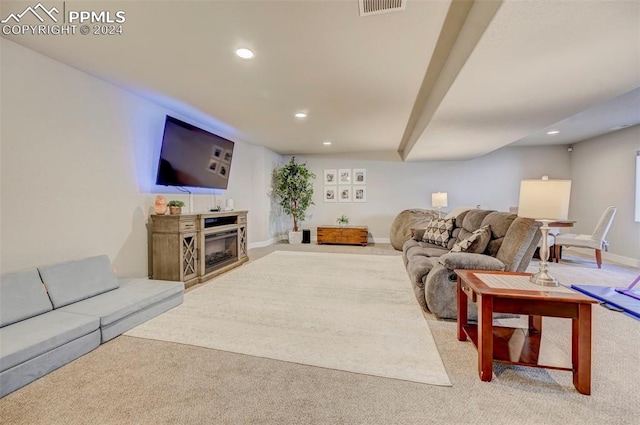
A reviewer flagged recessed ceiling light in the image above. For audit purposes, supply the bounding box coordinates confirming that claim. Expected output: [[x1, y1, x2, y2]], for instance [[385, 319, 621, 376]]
[[235, 48, 254, 59], [295, 112, 307, 118], [323, 141, 332, 146], [546, 130, 560, 135]]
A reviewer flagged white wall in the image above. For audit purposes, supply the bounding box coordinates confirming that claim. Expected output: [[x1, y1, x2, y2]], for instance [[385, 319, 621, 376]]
[[569, 125, 640, 264], [3, 40, 636, 274], [0, 40, 279, 276], [292, 145, 571, 241]]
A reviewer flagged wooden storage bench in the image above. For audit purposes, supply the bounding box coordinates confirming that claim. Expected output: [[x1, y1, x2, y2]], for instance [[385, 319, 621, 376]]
[[317, 225, 368, 246]]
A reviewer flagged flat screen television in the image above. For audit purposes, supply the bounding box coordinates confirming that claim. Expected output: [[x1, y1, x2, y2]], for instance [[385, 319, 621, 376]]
[[156, 116, 234, 190]]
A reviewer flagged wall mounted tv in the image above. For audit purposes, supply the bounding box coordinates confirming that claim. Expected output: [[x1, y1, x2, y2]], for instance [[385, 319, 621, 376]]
[[156, 116, 234, 190]]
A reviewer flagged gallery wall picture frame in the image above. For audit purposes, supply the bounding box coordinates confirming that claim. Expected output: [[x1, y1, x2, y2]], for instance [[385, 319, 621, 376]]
[[353, 186, 367, 202], [222, 149, 233, 164], [338, 186, 352, 202], [212, 145, 224, 159], [339, 169, 352, 184], [218, 163, 229, 179], [324, 169, 337, 185], [353, 169, 366, 185], [207, 158, 220, 174], [324, 186, 337, 203]]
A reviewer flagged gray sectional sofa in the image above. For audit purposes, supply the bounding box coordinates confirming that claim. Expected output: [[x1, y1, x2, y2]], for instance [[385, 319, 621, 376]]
[[402, 209, 541, 320], [0, 255, 184, 398]]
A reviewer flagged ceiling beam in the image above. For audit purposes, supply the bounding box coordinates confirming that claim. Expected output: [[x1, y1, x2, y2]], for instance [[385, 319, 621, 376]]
[[397, 0, 502, 161]]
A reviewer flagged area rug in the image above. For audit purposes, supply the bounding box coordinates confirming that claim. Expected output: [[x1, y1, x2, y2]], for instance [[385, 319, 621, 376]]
[[125, 251, 451, 386]]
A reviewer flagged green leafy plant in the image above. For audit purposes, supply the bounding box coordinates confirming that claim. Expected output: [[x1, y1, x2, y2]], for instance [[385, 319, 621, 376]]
[[167, 200, 185, 207], [274, 157, 316, 232], [336, 215, 349, 226]]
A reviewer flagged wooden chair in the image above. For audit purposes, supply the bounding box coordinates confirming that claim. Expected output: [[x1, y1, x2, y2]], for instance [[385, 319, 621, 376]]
[[554, 206, 617, 268]]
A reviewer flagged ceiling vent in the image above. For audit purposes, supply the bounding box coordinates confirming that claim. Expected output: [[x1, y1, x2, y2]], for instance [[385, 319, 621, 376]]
[[359, 0, 406, 17]]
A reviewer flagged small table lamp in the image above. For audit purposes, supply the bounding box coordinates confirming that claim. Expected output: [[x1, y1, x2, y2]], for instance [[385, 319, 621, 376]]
[[432, 192, 448, 218], [518, 177, 571, 286]]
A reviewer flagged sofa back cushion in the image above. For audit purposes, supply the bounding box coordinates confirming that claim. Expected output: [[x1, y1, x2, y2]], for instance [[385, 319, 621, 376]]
[[38, 255, 119, 308], [496, 217, 541, 272], [481, 212, 517, 256], [451, 225, 492, 253], [0, 269, 53, 327], [449, 209, 494, 250]]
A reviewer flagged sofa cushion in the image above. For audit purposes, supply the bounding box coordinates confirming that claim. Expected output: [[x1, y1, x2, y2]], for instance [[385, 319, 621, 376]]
[[0, 269, 53, 328], [405, 243, 450, 260], [0, 310, 99, 373], [496, 217, 541, 272], [422, 218, 455, 247], [451, 225, 491, 254], [58, 278, 184, 327], [438, 252, 506, 271], [481, 212, 517, 256], [38, 255, 119, 308]]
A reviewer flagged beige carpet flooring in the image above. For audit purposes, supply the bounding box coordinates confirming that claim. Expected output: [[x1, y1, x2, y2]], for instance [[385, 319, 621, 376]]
[[125, 251, 451, 386], [1, 244, 639, 424]]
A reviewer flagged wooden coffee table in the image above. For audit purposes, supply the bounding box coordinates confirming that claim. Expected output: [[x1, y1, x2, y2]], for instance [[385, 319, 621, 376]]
[[455, 269, 597, 395]]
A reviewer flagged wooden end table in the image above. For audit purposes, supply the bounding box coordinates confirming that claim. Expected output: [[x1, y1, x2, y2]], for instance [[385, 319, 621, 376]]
[[455, 269, 597, 395]]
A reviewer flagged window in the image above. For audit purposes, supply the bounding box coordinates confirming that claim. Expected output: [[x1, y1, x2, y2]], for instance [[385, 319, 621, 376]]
[[636, 152, 640, 222]]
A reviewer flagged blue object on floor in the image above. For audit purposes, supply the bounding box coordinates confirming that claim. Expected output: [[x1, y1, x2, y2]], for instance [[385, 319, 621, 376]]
[[571, 284, 640, 321]]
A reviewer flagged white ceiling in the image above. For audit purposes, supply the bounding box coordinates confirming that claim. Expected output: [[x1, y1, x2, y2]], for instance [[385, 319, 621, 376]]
[[2, 0, 639, 161]]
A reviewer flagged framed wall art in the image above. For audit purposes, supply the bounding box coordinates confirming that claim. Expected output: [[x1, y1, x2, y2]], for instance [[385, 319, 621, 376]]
[[353, 169, 366, 185], [353, 186, 367, 202], [324, 186, 337, 202], [338, 186, 352, 202], [339, 169, 351, 184], [324, 169, 337, 185]]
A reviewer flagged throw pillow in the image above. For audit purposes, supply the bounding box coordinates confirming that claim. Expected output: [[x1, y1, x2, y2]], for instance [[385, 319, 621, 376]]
[[422, 218, 455, 248], [451, 225, 491, 253]]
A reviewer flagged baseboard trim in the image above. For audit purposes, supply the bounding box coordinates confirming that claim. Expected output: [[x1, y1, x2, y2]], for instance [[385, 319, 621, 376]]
[[565, 247, 640, 268], [248, 238, 278, 249]]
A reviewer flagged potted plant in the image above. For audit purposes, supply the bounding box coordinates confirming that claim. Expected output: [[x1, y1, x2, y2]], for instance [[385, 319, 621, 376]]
[[167, 200, 185, 215], [336, 215, 349, 227], [274, 157, 316, 244]]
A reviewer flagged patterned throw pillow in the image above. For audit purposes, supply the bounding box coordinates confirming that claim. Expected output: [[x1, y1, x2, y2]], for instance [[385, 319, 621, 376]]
[[422, 218, 455, 247], [451, 225, 491, 253]]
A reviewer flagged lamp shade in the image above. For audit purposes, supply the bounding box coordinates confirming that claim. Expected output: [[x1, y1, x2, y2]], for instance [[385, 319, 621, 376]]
[[518, 179, 571, 220], [432, 192, 448, 208]]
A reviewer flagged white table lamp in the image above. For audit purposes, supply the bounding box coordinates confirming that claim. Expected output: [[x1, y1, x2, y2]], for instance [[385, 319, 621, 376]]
[[432, 192, 448, 218], [518, 177, 571, 286]]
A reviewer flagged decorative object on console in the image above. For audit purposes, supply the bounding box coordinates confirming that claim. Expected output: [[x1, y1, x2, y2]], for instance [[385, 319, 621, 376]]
[[154, 195, 168, 215], [518, 176, 572, 286], [167, 200, 185, 215], [225, 199, 234, 211], [274, 157, 316, 244], [431, 192, 448, 218], [422, 218, 455, 248], [336, 215, 350, 226]]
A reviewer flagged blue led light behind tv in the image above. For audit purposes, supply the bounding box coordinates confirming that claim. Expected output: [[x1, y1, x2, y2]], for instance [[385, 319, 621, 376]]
[[156, 116, 234, 190]]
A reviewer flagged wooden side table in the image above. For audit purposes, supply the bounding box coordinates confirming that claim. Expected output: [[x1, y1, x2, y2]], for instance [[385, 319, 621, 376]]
[[455, 269, 597, 395], [317, 225, 368, 246]]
